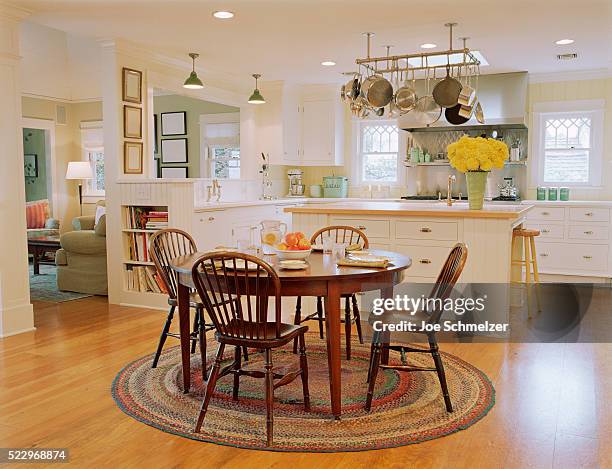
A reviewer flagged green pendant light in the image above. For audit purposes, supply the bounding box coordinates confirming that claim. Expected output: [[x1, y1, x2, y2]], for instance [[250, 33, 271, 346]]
[[248, 74, 266, 104], [183, 53, 204, 89]]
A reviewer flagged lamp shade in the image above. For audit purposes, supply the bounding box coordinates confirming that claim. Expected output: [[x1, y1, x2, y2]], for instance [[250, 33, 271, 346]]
[[66, 161, 93, 180], [183, 71, 204, 89]]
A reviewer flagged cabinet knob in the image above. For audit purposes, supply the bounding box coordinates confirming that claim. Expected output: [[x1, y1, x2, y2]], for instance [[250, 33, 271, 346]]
[[419, 259, 432, 264], [541, 211, 550, 215], [585, 212, 594, 216], [208, 216, 215, 221], [420, 227, 432, 233], [358, 225, 366, 230], [584, 230, 593, 235], [583, 255, 592, 260], [540, 253, 549, 257], [541, 229, 550, 233]]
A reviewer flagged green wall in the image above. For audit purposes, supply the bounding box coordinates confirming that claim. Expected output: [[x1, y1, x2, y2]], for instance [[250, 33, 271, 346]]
[[153, 94, 238, 178], [23, 128, 47, 202]]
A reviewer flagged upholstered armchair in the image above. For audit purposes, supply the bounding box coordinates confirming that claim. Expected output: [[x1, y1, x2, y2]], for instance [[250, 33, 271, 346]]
[[55, 203, 107, 295]]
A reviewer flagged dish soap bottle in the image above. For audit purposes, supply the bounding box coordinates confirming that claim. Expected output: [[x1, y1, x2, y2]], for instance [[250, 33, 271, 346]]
[[510, 139, 520, 162]]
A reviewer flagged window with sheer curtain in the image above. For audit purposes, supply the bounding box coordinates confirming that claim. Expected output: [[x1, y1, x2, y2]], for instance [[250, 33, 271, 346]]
[[357, 121, 400, 185], [533, 101, 604, 188], [80, 122, 104, 196], [201, 114, 240, 179]]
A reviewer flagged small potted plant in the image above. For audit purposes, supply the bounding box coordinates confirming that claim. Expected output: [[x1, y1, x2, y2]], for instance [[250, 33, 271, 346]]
[[447, 136, 509, 209]]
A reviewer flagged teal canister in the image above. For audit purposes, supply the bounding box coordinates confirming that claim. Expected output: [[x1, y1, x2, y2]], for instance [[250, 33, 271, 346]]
[[537, 187, 546, 201], [560, 187, 570, 201], [547, 187, 558, 201]]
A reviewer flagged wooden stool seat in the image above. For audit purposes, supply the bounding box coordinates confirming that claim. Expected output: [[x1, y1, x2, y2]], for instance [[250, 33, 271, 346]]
[[513, 228, 541, 237]]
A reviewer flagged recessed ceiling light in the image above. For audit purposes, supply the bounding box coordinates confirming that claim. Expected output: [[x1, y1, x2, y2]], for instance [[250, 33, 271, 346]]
[[555, 38, 574, 45], [420, 43, 437, 49], [321, 61, 336, 66], [213, 10, 234, 19]]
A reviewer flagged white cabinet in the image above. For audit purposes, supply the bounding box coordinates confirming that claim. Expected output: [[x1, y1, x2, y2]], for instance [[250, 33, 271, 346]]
[[255, 82, 344, 167], [524, 203, 612, 277], [300, 96, 344, 166]]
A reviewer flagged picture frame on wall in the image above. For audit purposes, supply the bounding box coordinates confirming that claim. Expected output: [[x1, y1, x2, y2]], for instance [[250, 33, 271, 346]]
[[161, 111, 186, 136], [123, 105, 142, 139], [153, 114, 159, 156], [122, 67, 142, 104], [160, 166, 188, 179], [124, 141, 143, 174], [161, 138, 188, 163], [24, 154, 38, 178]]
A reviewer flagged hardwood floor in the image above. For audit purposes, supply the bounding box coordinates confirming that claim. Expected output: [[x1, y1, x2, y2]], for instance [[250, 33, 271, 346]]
[[0, 296, 610, 468]]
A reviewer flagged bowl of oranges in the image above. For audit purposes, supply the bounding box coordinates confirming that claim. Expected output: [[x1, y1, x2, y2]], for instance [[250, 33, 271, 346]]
[[274, 232, 312, 260]]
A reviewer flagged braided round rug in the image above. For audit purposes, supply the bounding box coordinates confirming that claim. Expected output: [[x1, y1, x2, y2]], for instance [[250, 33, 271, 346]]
[[112, 335, 494, 452]]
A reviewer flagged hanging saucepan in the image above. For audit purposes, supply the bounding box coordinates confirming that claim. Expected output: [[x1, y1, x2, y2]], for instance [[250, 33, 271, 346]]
[[413, 96, 442, 126], [432, 65, 462, 108], [395, 68, 417, 113], [361, 72, 394, 108], [345, 76, 361, 101], [475, 101, 485, 124], [445, 103, 470, 125]]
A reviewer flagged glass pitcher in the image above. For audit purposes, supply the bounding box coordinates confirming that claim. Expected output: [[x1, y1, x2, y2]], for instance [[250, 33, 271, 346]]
[[260, 220, 287, 255]]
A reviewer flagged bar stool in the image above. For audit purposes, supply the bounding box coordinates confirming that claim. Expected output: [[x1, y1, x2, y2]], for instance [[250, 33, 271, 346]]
[[511, 228, 542, 316]]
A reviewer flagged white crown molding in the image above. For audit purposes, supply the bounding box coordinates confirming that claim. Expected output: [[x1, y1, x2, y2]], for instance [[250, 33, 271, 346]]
[[21, 92, 103, 104], [529, 68, 612, 84]]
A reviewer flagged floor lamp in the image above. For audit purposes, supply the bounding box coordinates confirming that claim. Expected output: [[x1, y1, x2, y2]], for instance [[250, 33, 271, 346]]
[[66, 162, 93, 216]]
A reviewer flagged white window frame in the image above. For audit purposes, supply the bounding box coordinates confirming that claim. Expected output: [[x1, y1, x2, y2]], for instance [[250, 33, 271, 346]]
[[200, 112, 240, 179], [80, 121, 105, 198], [352, 119, 405, 187], [531, 100, 604, 188]]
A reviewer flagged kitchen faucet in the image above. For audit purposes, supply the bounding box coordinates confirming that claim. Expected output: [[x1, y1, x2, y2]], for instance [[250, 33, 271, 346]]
[[447, 175, 456, 206], [206, 179, 222, 202]]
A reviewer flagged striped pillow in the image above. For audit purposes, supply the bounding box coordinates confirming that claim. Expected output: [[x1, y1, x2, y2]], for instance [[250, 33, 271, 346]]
[[26, 199, 49, 229]]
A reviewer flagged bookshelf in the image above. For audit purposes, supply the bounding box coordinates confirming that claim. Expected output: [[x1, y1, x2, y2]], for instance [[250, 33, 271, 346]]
[[122, 205, 169, 296]]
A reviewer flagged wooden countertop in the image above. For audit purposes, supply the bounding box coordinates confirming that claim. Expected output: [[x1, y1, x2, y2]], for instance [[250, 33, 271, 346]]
[[285, 201, 533, 219]]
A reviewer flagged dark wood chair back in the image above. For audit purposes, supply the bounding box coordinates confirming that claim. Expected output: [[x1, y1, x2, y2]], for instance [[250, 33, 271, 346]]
[[149, 228, 198, 300], [191, 252, 283, 340], [427, 243, 468, 324], [310, 225, 370, 248]]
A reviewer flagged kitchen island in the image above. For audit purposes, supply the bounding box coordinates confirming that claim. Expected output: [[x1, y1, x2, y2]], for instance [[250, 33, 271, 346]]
[[286, 201, 533, 283]]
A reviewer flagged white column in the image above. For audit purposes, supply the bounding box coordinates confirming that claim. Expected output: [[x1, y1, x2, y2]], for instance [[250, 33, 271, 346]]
[[0, 3, 34, 337]]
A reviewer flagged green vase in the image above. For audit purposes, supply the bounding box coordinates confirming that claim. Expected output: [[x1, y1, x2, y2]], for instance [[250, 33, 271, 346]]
[[465, 171, 488, 210]]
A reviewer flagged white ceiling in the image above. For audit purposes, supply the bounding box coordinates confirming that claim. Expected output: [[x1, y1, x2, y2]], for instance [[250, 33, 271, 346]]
[[15, 0, 612, 86]]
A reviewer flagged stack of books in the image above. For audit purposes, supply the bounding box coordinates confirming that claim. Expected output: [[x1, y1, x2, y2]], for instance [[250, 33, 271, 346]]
[[126, 266, 168, 294], [145, 211, 169, 230]]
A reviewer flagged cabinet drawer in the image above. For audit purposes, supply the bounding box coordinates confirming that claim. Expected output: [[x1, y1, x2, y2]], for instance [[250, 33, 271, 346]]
[[394, 244, 450, 278], [332, 218, 390, 239], [569, 207, 610, 223], [526, 207, 565, 221], [536, 242, 609, 272], [568, 225, 609, 241], [523, 223, 564, 240], [396, 220, 458, 241]]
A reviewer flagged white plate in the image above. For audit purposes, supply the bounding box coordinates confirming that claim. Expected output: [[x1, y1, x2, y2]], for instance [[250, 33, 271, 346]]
[[311, 244, 324, 251], [279, 260, 308, 270], [225, 259, 260, 271]]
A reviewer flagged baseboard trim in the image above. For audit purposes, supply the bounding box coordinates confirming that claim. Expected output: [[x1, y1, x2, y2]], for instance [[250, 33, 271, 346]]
[[0, 326, 36, 339]]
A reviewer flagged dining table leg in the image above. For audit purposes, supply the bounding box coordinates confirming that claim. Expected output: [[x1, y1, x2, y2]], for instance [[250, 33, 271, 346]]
[[380, 286, 395, 365], [177, 280, 191, 393], [324, 281, 342, 420]]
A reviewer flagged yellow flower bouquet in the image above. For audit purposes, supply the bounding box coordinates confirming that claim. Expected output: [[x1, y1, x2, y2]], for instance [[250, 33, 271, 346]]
[[447, 136, 509, 173], [447, 136, 509, 209]]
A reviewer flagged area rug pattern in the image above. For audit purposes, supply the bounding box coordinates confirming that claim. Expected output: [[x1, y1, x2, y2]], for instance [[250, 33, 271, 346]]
[[112, 336, 495, 452], [29, 264, 92, 302]]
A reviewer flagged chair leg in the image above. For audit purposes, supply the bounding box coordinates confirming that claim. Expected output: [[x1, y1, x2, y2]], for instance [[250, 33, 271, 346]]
[[264, 348, 274, 446], [530, 236, 542, 312], [242, 347, 249, 362], [197, 308, 207, 382], [298, 333, 311, 411], [366, 330, 380, 383], [152, 305, 175, 368], [194, 343, 225, 432], [351, 294, 364, 344], [191, 311, 199, 354], [344, 296, 352, 360], [316, 296, 324, 339], [365, 342, 382, 411], [430, 339, 453, 412], [524, 235, 532, 318], [232, 345, 242, 401], [293, 296, 302, 354]]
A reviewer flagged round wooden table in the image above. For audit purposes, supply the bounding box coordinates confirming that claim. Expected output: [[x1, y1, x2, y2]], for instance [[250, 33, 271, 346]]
[[170, 249, 411, 419]]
